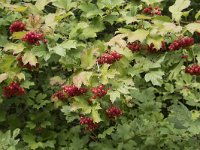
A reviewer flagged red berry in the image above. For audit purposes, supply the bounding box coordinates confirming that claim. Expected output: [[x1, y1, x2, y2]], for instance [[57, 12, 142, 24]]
[[97, 51, 122, 65], [169, 37, 194, 51], [9, 21, 26, 33], [106, 106, 123, 119], [3, 82, 26, 98], [80, 116, 98, 131], [22, 31, 47, 45], [92, 85, 107, 98], [185, 64, 200, 75]]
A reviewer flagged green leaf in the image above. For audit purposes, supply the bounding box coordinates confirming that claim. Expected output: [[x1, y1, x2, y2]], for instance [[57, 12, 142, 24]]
[[108, 91, 120, 103], [98, 127, 115, 138], [169, 0, 191, 22], [61, 40, 77, 50], [71, 97, 91, 114], [128, 29, 149, 43], [195, 10, 200, 20], [145, 71, 164, 86], [91, 104, 102, 123], [79, 3, 103, 18], [22, 51, 38, 66], [52, 45, 66, 57], [81, 48, 98, 69], [147, 36, 163, 50]]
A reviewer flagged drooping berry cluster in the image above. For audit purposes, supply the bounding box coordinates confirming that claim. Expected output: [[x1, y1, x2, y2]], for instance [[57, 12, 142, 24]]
[[143, 6, 162, 16], [127, 42, 141, 52], [17, 55, 39, 70], [80, 116, 98, 131], [9, 21, 26, 33], [92, 85, 107, 99], [22, 31, 47, 45], [185, 64, 200, 75], [147, 41, 166, 53], [52, 90, 66, 101], [106, 106, 123, 119], [97, 51, 122, 65], [3, 82, 26, 98], [169, 37, 194, 51], [62, 85, 88, 97], [53, 85, 88, 100]]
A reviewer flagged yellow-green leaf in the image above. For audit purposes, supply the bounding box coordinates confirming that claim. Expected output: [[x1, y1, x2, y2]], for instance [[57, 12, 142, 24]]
[[128, 29, 149, 43], [22, 52, 38, 66]]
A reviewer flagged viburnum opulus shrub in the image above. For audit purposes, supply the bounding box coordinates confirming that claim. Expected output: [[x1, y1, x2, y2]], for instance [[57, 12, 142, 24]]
[[1, 0, 200, 149]]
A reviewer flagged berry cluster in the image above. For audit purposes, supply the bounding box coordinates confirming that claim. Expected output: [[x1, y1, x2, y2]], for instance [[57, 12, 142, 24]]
[[97, 51, 122, 65], [169, 37, 194, 51], [143, 6, 162, 16], [62, 85, 88, 97], [22, 31, 47, 45], [80, 116, 98, 131], [185, 64, 200, 75], [53, 85, 88, 100], [3, 82, 26, 98], [17, 55, 39, 70], [9, 21, 26, 33], [147, 41, 166, 53], [52, 90, 66, 101], [106, 106, 123, 119], [127, 42, 141, 52], [92, 85, 107, 99]]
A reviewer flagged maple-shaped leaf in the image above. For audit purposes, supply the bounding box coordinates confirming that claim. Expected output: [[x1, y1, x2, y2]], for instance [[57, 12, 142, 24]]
[[81, 48, 98, 69], [169, 0, 190, 22], [128, 29, 149, 43], [106, 34, 127, 48], [147, 36, 164, 50], [186, 23, 200, 34], [145, 71, 164, 86], [22, 52, 38, 66], [73, 71, 92, 88]]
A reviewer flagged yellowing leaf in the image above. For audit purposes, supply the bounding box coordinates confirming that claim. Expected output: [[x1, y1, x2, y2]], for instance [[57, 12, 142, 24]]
[[169, 0, 190, 22], [91, 104, 102, 123], [0, 73, 8, 83], [15, 6, 27, 12], [108, 91, 120, 103], [50, 76, 65, 85], [35, 0, 51, 11], [141, 0, 164, 5], [106, 34, 127, 48], [186, 23, 200, 34], [128, 29, 149, 43], [70, 97, 91, 114], [12, 31, 26, 39], [73, 71, 92, 88], [147, 36, 163, 50], [4, 43, 25, 54], [22, 52, 38, 66]]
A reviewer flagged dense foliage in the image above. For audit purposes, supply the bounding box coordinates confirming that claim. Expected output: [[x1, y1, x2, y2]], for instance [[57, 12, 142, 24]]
[[1, 0, 200, 149]]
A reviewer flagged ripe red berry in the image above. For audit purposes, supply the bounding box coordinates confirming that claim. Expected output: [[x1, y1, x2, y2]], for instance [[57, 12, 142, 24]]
[[127, 42, 141, 52], [22, 31, 47, 45], [185, 64, 200, 75], [97, 51, 122, 65], [169, 37, 194, 51], [52, 90, 66, 101], [106, 106, 123, 119], [53, 85, 88, 100], [9, 21, 26, 33], [80, 116, 98, 131], [3, 82, 26, 98], [143, 6, 162, 16], [92, 85, 107, 98]]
